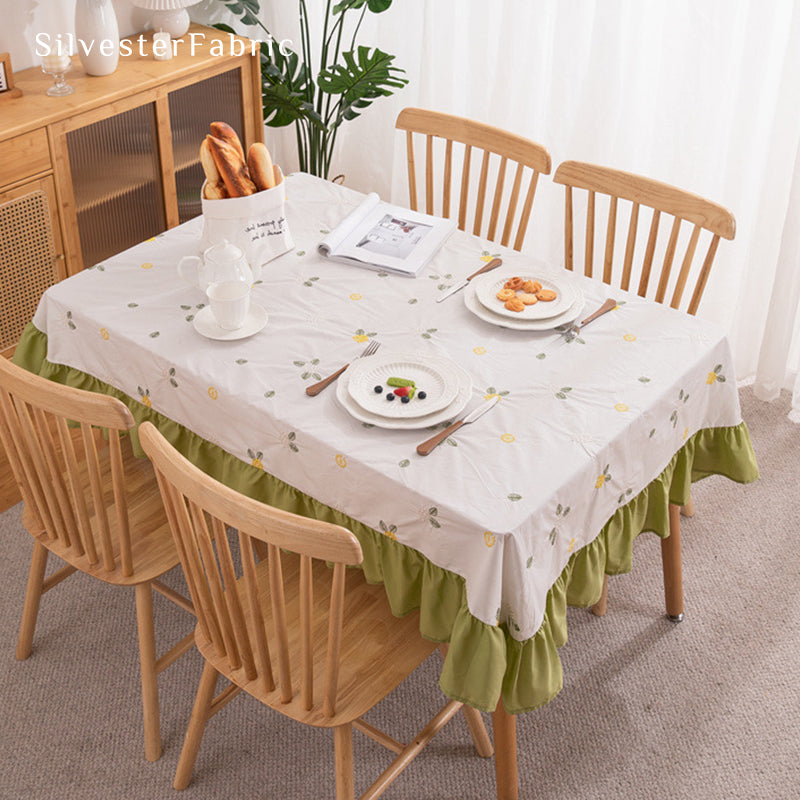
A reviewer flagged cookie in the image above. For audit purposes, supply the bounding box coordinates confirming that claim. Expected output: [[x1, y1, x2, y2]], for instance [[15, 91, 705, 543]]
[[496, 288, 517, 301], [503, 277, 525, 291], [536, 289, 557, 301], [518, 292, 538, 305], [504, 297, 525, 312], [522, 280, 542, 294]]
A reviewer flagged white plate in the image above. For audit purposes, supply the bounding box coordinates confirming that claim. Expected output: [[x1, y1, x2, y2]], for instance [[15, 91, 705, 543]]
[[347, 353, 461, 418], [192, 304, 268, 340], [473, 270, 577, 319], [464, 281, 584, 331], [336, 363, 472, 430]]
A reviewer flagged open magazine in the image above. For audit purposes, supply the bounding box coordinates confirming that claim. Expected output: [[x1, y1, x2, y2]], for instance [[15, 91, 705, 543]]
[[318, 193, 456, 276]]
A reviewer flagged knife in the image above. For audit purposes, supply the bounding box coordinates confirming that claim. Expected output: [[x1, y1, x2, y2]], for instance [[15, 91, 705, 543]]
[[416, 395, 500, 455], [436, 258, 503, 302]]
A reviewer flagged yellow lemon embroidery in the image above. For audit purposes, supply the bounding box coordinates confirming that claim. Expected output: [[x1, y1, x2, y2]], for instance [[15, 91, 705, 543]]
[[595, 475, 606, 488], [568, 537, 576, 553], [707, 372, 718, 384], [353, 333, 369, 343], [100, 328, 109, 340], [252, 457, 264, 469], [485, 392, 501, 401], [615, 403, 629, 412], [207, 386, 218, 400], [141, 395, 151, 408], [145, 237, 156, 243], [500, 433, 515, 443], [683, 427, 690, 440], [623, 334, 637, 342], [335, 454, 347, 468], [140, 262, 154, 270], [349, 293, 362, 301], [484, 531, 496, 548], [384, 529, 397, 541], [473, 346, 487, 355]]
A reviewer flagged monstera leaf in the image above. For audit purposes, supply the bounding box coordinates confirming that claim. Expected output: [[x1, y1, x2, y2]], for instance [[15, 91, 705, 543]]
[[215, 0, 262, 26], [260, 45, 323, 129], [333, 0, 392, 13], [318, 46, 407, 124]]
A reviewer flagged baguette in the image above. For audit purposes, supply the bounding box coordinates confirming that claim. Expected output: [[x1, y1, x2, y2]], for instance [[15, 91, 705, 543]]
[[200, 137, 227, 199], [247, 142, 276, 191], [203, 182, 228, 200], [207, 134, 256, 197], [210, 121, 245, 163]]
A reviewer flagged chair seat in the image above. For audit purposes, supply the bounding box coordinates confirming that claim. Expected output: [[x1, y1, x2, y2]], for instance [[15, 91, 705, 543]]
[[20, 432, 179, 586], [195, 552, 438, 728]]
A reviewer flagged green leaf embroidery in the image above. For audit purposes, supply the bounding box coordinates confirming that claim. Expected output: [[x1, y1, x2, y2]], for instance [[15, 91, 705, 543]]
[[508, 494, 522, 502], [264, 390, 276, 398], [235, 359, 248, 365], [398, 459, 410, 468]]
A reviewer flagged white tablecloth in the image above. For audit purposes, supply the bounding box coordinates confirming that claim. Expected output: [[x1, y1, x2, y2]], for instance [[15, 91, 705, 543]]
[[33, 173, 743, 640]]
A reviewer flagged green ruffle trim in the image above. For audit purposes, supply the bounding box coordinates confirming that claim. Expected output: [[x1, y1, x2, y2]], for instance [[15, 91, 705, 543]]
[[13, 323, 759, 713]]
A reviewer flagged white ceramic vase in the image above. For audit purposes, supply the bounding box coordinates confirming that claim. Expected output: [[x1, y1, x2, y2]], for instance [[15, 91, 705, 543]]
[[74, 0, 120, 76]]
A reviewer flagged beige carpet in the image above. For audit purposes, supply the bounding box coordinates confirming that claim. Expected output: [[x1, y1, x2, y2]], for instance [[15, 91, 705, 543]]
[[1, 386, 797, 799]]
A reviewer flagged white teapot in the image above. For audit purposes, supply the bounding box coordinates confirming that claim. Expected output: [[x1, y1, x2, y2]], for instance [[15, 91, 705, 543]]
[[178, 239, 254, 292]]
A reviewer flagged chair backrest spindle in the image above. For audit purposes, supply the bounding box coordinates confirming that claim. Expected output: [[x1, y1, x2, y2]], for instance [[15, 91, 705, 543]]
[[397, 108, 551, 251], [554, 160, 735, 315], [0, 358, 138, 578], [140, 420, 364, 720]]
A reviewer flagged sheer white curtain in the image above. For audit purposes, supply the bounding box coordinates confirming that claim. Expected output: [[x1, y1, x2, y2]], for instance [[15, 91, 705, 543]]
[[204, 0, 800, 420]]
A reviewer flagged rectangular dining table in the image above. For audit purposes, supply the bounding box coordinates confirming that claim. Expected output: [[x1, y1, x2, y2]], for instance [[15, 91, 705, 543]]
[[13, 172, 758, 798]]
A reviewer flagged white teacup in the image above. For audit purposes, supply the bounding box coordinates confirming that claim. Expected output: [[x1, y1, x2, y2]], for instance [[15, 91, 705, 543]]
[[207, 280, 251, 331]]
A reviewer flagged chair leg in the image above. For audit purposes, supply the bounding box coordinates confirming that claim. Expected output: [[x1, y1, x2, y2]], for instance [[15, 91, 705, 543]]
[[135, 582, 162, 761], [16, 541, 49, 660], [590, 574, 609, 617], [174, 661, 219, 790], [334, 723, 354, 800], [680, 494, 695, 518], [662, 504, 684, 622], [460, 705, 494, 757]]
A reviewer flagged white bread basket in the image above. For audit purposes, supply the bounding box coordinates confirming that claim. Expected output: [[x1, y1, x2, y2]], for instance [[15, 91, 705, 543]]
[[200, 166, 293, 277]]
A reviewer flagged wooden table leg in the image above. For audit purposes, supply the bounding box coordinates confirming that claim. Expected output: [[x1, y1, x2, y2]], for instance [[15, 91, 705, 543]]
[[492, 698, 518, 800], [661, 503, 684, 622]]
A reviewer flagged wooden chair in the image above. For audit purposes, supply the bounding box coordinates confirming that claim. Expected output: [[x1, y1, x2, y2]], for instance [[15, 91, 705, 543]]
[[552, 160, 736, 315], [396, 107, 552, 250], [0, 357, 194, 761], [553, 161, 736, 617], [139, 421, 492, 799]]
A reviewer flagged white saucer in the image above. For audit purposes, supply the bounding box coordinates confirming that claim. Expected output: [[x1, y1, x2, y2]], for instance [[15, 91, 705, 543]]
[[464, 282, 584, 331], [336, 364, 472, 430], [473, 269, 578, 320], [346, 353, 462, 419], [192, 304, 268, 340]]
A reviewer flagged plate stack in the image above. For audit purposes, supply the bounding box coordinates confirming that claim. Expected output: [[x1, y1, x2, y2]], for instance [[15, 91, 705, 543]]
[[336, 353, 472, 429], [465, 269, 584, 330]]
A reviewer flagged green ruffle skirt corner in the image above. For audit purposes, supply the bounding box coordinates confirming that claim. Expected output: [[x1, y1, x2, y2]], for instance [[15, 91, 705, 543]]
[[12, 323, 759, 713]]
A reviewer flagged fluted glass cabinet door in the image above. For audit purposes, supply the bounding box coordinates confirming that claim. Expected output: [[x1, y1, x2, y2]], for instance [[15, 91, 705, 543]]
[[169, 69, 245, 223], [66, 104, 165, 268]]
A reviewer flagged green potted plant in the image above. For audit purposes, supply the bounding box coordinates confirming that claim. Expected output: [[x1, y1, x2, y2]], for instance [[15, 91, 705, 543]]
[[214, 0, 407, 178]]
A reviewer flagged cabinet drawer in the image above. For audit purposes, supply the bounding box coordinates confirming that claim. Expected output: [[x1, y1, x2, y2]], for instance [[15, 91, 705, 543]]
[[0, 129, 51, 188]]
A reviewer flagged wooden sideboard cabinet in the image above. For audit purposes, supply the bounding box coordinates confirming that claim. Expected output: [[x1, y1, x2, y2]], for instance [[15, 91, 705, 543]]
[[0, 24, 264, 510]]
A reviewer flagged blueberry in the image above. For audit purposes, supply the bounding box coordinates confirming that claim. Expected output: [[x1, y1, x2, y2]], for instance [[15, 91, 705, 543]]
[[374, 385, 383, 394], [417, 391, 427, 400], [386, 392, 395, 401], [401, 395, 410, 403]]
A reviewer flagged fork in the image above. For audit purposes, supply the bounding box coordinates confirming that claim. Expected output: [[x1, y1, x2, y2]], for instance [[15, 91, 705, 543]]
[[305, 339, 381, 396], [564, 298, 617, 340]]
